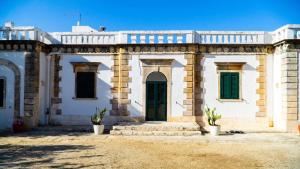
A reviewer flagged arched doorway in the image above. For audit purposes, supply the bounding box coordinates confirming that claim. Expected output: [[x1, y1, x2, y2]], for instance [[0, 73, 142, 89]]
[[0, 58, 21, 131], [146, 72, 167, 121]]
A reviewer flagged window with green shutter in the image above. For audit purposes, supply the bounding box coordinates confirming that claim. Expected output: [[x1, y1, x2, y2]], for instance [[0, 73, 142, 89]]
[[220, 72, 240, 99]]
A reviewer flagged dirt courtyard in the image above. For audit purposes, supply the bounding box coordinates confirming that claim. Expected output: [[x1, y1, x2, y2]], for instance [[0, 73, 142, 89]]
[[0, 131, 299, 169]]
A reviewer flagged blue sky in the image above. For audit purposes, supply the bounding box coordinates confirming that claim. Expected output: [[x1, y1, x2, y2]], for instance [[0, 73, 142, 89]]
[[0, 0, 299, 32]]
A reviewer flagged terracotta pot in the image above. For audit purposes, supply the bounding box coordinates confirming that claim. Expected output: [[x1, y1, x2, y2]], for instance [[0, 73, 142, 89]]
[[12, 118, 25, 133]]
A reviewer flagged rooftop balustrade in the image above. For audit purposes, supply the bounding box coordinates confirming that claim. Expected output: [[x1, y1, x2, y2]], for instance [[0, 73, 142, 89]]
[[1, 22, 300, 45]]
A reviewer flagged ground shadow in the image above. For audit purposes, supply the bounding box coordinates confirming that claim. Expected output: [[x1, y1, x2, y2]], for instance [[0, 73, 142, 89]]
[[0, 144, 102, 168]]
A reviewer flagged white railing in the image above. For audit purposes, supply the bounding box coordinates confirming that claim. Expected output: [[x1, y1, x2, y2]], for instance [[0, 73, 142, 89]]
[[123, 31, 194, 44], [272, 24, 300, 43], [0, 26, 55, 44], [195, 31, 269, 44], [59, 33, 117, 44], [53, 31, 272, 45], [1, 24, 300, 45]]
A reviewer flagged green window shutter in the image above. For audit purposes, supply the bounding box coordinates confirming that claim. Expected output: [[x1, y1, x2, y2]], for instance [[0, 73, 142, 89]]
[[220, 72, 239, 99], [230, 73, 239, 99]]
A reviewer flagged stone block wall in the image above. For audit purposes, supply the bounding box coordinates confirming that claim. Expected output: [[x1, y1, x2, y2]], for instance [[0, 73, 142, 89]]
[[281, 50, 299, 132], [24, 48, 41, 127], [256, 54, 267, 117], [110, 47, 132, 116]]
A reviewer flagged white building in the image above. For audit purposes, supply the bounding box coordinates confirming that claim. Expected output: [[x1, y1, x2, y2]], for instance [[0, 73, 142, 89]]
[[0, 22, 299, 132]]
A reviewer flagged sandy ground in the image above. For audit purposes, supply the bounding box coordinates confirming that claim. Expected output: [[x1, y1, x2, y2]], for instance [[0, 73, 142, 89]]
[[0, 131, 299, 169]]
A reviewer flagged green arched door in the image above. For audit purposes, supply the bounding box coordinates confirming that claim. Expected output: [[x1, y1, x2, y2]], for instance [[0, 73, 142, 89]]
[[146, 72, 167, 121]]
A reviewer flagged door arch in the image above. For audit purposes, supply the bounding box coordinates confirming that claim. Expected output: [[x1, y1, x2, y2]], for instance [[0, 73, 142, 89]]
[[0, 58, 21, 130], [146, 72, 167, 121]]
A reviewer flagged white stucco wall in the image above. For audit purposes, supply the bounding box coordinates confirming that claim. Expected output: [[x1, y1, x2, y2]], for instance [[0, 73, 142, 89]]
[[203, 54, 258, 119], [0, 52, 25, 117], [38, 52, 47, 125], [272, 53, 284, 129], [0, 66, 15, 130], [56, 54, 113, 125], [128, 54, 186, 118]]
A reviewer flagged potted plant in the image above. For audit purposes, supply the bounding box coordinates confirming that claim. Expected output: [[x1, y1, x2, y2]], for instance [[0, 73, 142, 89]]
[[12, 116, 25, 133], [91, 107, 106, 135], [205, 106, 222, 136]]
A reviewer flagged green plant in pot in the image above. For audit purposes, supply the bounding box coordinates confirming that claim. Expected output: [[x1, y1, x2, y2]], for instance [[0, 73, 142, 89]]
[[91, 107, 106, 135], [205, 106, 222, 136]]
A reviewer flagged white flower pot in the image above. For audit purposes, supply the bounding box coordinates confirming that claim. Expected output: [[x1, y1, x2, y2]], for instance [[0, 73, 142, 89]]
[[93, 125, 104, 135], [209, 125, 221, 136]]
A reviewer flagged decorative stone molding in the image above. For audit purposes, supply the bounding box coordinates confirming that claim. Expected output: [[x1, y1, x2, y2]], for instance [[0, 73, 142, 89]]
[[70, 62, 101, 72], [23, 51, 41, 127], [256, 55, 267, 117], [281, 51, 298, 127], [140, 58, 173, 121], [0, 58, 21, 117], [110, 47, 132, 116], [183, 52, 203, 117]]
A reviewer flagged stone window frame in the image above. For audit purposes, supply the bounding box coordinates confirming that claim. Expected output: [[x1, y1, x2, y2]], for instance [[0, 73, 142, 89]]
[[71, 62, 101, 100], [140, 59, 173, 122], [0, 76, 6, 109], [215, 62, 245, 102]]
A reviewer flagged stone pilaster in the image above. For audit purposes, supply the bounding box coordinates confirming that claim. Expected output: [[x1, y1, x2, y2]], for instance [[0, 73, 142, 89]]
[[183, 46, 203, 117], [23, 48, 40, 127], [256, 54, 267, 117], [110, 47, 131, 116], [51, 55, 62, 115], [184, 53, 195, 116], [281, 51, 298, 131]]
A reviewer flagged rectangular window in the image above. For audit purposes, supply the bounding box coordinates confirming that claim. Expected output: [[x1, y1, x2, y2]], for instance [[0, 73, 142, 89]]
[[220, 72, 240, 99], [0, 79, 4, 107], [76, 72, 96, 98]]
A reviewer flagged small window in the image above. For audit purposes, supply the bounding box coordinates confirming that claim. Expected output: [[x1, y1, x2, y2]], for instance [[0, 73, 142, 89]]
[[220, 72, 240, 99], [76, 72, 96, 98], [0, 79, 5, 107]]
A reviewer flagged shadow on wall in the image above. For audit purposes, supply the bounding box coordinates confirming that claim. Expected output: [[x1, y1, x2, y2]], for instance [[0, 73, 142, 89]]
[[51, 56, 113, 125], [0, 144, 102, 168]]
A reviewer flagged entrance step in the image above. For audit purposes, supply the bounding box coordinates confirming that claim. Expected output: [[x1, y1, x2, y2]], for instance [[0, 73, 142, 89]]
[[110, 122, 202, 136], [110, 130, 202, 136]]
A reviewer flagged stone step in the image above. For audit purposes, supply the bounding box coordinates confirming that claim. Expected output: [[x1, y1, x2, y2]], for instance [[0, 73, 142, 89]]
[[112, 122, 201, 131], [110, 130, 202, 136]]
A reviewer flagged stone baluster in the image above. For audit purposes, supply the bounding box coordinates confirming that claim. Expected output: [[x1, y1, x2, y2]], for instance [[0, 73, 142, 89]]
[[149, 35, 155, 43], [241, 35, 247, 43], [140, 35, 146, 44], [158, 35, 164, 43], [211, 35, 216, 43], [131, 34, 137, 44], [167, 34, 173, 43], [224, 35, 229, 43], [177, 35, 183, 43], [217, 35, 223, 43]]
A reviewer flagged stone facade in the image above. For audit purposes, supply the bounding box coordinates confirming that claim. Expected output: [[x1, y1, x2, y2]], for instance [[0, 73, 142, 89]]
[[0, 27, 299, 132], [110, 47, 132, 116], [278, 42, 299, 132], [256, 54, 267, 117]]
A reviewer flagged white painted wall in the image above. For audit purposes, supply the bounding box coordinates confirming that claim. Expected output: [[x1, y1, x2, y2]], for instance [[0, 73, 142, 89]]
[[203, 55, 258, 119], [38, 52, 47, 125], [55, 54, 113, 125], [266, 54, 274, 124], [273, 53, 284, 129], [0, 66, 14, 130], [128, 54, 186, 118], [0, 52, 25, 117]]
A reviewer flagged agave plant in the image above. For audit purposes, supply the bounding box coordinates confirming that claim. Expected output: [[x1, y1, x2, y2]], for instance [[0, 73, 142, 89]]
[[91, 107, 107, 125], [205, 106, 221, 126]]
